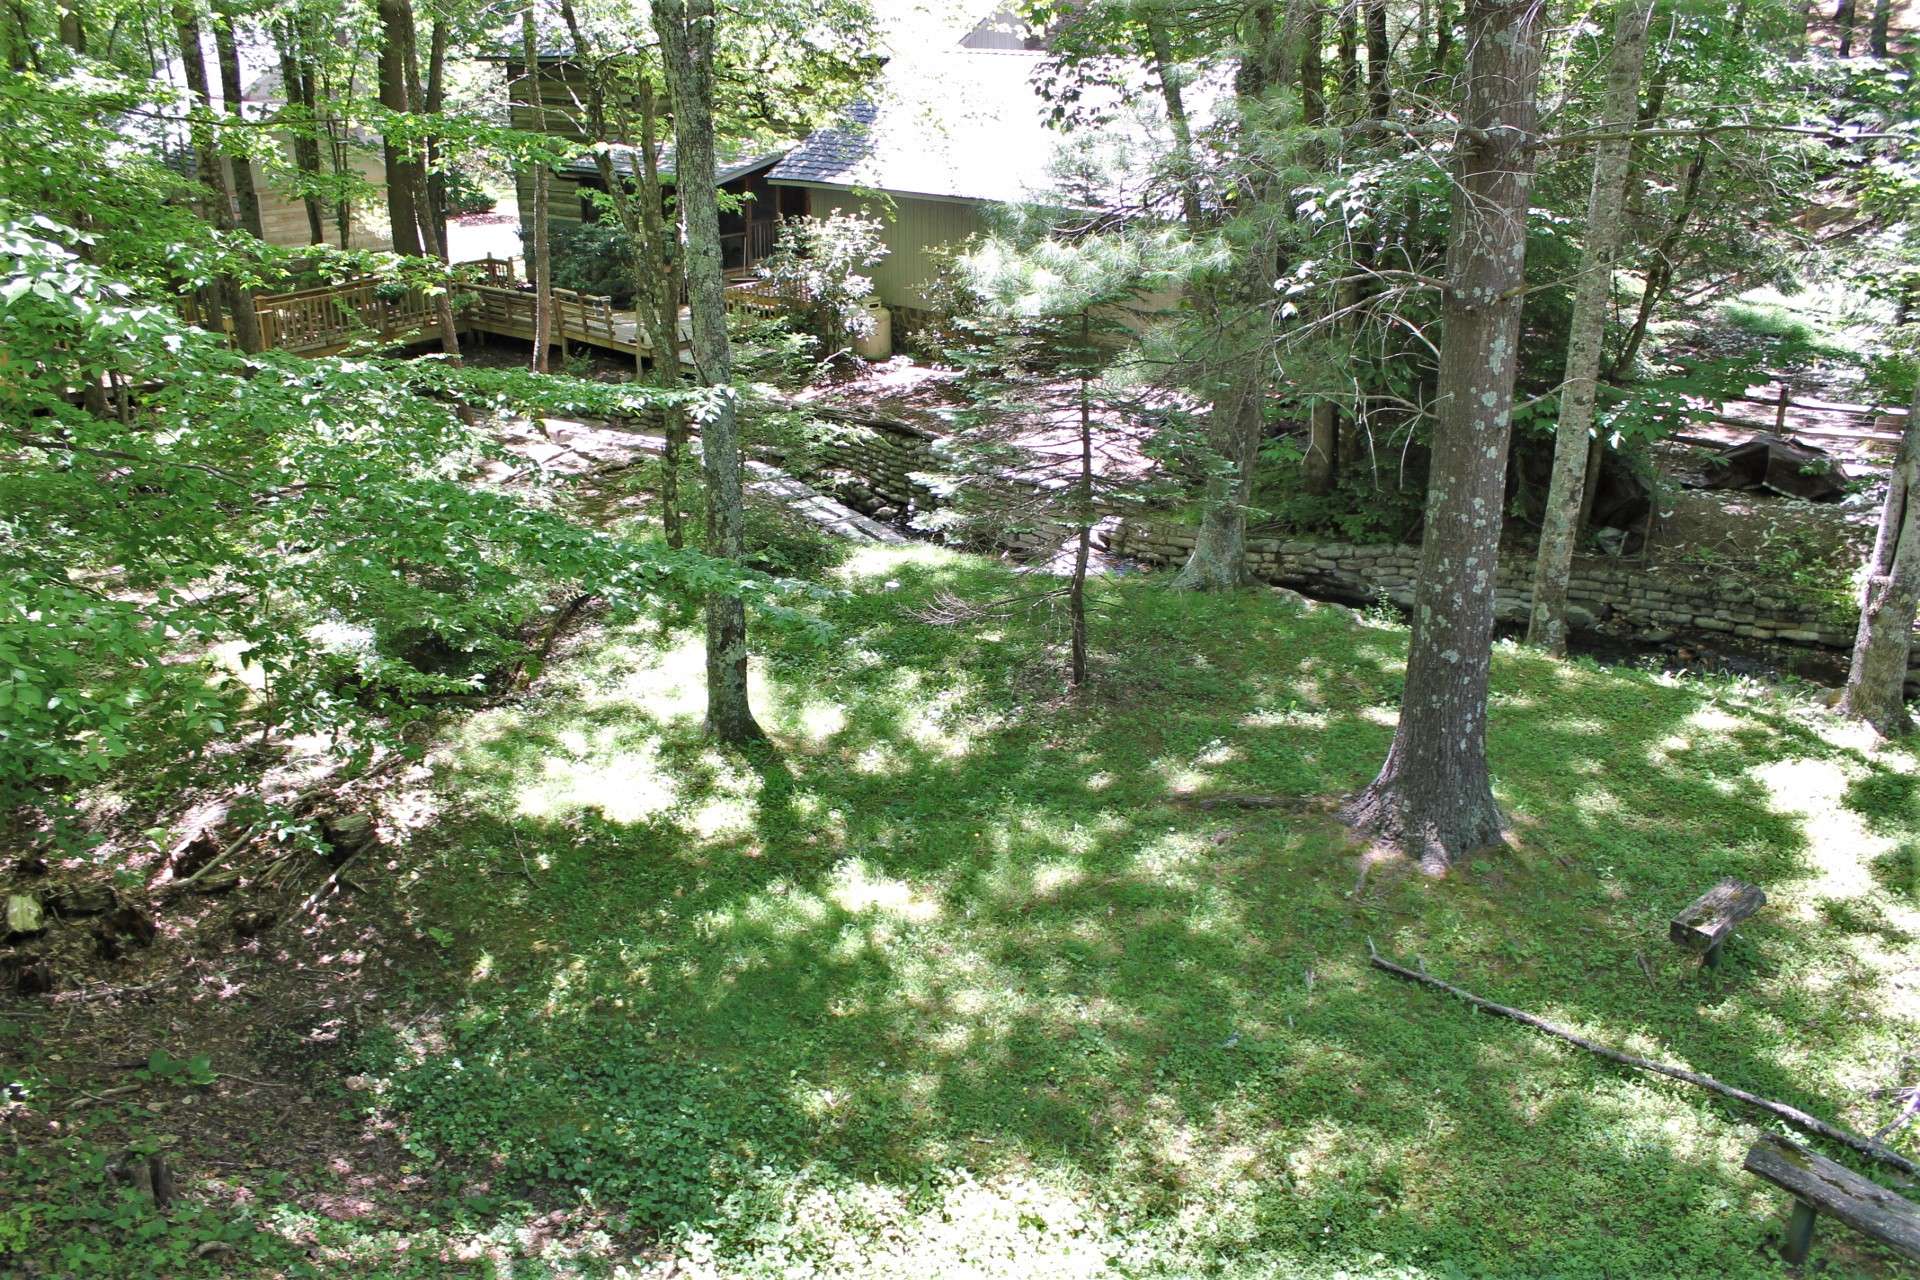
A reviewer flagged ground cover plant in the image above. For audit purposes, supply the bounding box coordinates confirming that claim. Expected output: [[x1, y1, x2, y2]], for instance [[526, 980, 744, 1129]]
[[318, 543, 1920, 1278]]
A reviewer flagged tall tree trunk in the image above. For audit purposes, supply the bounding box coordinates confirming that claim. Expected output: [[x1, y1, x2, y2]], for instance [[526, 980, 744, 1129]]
[[328, 61, 357, 247], [424, 18, 451, 258], [401, 10, 458, 356], [1527, 0, 1653, 655], [1431, 0, 1452, 79], [638, 81, 689, 549], [657, 0, 765, 744], [57, 0, 82, 52], [1070, 313, 1094, 688], [1364, 0, 1390, 117], [1301, 0, 1339, 496], [1837, 385, 1920, 735], [520, 0, 553, 371], [273, 21, 327, 245], [556, 0, 687, 545], [377, 0, 425, 256], [1836, 0, 1856, 56], [1173, 0, 1305, 591], [1339, 3, 1360, 113], [1869, 0, 1890, 56], [1144, 18, 1204, 233], [1342, 0, 1546, 873], [212, 2, 263, 238], [175, 2, 262, 352]]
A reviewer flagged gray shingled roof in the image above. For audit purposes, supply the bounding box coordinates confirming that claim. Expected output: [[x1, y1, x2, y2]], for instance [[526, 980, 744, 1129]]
[[560, 145, 789, 186], [767, 53, 1065, 204], [764, 102, 880, 188]]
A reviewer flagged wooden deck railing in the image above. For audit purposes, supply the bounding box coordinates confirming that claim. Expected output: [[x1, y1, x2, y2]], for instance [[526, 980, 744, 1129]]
[[724, 278, 790, 322], [245, 263, 788, 357], [252, 278, 437, 354]]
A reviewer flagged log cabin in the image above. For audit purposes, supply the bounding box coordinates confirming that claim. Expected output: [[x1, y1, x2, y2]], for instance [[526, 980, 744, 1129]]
[[496, 8, 1108, 338]]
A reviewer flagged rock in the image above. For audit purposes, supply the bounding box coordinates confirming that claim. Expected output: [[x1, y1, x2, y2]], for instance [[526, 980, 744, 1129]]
[[233, 909, 278, 938], [49, 886, 117, 919], [5, 894, 45, 939], [2, 953, 53, 995], [109, 1151, 174, 1208], [320, 815, 377, 863], [105, 904, 157, 947], [1493, 596, 1530, 624], [170, 830, 221, 880]]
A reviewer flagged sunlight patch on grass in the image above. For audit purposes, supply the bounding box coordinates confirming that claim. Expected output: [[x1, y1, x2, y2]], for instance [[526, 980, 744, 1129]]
[[853, 742, 907, 775], [521, 737, 678, 823], [1128, 830, 1209, 887], [828, 857, 943, 923], [1583, 1077, 1743, 1167], [791, 698, 849, 744], [1754, 756, 1886, 900], [1241, 707, 1330, 729], [832, 541, 965, 583]]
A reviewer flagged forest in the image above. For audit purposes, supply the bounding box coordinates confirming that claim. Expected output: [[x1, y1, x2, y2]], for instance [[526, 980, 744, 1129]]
[[5, 0, 1920, 1274]]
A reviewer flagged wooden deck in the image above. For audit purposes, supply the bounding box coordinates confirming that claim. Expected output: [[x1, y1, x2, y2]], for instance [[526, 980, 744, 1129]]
[[246, 258, 790, 364]]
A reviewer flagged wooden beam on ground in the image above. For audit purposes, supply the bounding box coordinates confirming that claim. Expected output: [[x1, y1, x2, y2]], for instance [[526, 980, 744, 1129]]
[[1744, 1132, 1920, 1264], [1670, 878, 1765, 966]]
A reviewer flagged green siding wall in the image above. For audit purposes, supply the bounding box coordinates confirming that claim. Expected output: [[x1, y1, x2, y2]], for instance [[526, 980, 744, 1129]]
[[794, 190, 985, 311]]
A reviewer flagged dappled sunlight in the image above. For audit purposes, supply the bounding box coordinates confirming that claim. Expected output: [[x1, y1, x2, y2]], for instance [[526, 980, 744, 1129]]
[[362, 544, 1920, 1278], [1755, 755, 1888, 899], [828, 857, 944, 923], [522, 736, 678, 823], [832, 540, 968, 583]]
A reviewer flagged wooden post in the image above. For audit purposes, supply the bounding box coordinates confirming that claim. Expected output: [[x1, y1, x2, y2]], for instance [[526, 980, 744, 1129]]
[[1783, 1200, 1817, 1265], [1775, 382, 1791, 434]]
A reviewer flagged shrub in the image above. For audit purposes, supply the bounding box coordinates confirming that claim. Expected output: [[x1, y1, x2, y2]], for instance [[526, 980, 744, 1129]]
[[520, 220, 636, 306], [442, 169, 497, 217], [760, 213, 889, 358]]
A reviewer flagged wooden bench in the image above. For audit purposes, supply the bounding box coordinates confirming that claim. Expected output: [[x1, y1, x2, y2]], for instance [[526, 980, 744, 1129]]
[[1744, 1132, 1920, 1266], [1670, 878, 1765, 967]]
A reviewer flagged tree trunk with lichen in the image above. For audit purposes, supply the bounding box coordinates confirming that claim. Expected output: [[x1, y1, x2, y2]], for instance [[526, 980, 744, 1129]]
[[1527, 0, 1652, 655], [520, 0, 553, 372], [657, 0, 764, 744], [1838, 385, 1920, 736], [1343, 0, 1546, 873]]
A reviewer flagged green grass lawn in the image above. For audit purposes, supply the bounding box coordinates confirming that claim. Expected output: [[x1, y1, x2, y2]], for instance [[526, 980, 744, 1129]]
[[362, 542, 1920, 1278]]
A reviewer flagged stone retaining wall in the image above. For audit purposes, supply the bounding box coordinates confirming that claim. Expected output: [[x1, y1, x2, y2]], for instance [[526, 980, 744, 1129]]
[[795, 418, 939, 523], [1102, 521, 1857, 649], [782, 420, 1861, 652]]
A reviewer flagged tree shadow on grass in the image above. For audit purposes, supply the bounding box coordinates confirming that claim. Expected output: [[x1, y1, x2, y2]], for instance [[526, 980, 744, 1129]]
[[379, 553, 1920, 1276]]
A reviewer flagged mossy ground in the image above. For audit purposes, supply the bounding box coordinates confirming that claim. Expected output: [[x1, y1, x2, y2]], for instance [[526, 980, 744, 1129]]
[[361, 543, 1920, 1277], [8, 540, 1919, 1278]]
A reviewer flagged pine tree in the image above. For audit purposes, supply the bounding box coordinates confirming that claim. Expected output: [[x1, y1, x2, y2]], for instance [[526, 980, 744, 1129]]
[[1342, 0, 1548, 872]]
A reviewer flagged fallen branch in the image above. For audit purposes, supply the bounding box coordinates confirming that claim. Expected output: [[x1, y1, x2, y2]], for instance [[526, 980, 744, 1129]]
[[515, 592, 598, 688], [1176, 793, 1304, 810], [1366, 941, 1920, 1180]]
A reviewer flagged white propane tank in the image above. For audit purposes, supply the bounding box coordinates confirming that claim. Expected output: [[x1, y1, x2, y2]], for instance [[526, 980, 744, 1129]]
[[854, 297, 892, 360]]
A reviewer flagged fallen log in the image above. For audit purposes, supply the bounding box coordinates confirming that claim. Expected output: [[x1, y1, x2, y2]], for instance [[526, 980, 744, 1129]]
[[1366, 941, 1920, 1180]]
